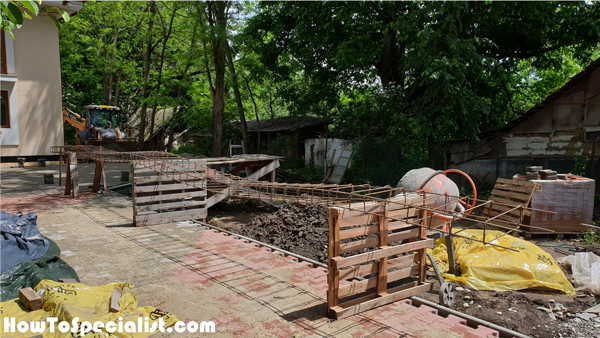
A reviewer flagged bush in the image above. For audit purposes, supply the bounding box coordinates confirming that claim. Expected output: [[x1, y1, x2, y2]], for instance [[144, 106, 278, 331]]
[[171, 144, 204, 156]]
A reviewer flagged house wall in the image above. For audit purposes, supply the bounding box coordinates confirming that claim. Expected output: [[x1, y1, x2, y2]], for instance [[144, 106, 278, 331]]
[[304, 138, 355, 167], [447, 62, 600, 190], [1, 15, 63, 160]]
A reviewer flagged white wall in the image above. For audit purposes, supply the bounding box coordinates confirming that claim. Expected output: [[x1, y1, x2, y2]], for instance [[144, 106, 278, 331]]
[[304, 138, 354, 167], [0, 14, 63, 157]]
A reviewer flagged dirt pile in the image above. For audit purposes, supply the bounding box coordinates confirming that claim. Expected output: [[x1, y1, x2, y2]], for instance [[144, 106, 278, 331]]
[[241, 203, 329, 263]]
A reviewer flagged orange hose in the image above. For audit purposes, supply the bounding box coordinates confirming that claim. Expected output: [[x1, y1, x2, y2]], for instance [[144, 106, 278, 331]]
[[444, 169, 477, 217]]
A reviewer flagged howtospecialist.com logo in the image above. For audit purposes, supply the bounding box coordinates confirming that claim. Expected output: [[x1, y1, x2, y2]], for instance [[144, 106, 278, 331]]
[[4, 316, 215, 336]]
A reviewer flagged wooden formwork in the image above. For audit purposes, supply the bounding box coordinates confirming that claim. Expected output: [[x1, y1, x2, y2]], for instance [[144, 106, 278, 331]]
[[131, 160, 208, 227], [484, 178, 541, 227], [327, 200, 434, 319]]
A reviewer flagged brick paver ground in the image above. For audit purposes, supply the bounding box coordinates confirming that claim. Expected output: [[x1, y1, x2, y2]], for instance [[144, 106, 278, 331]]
[[1, 166, 498, 338]]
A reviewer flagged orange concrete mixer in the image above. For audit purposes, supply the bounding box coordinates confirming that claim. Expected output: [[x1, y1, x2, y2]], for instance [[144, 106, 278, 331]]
[[397, 168, 476, 231]]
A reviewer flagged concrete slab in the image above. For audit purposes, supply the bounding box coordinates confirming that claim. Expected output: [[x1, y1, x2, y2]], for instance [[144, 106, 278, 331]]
[[1, 167, 498, 338]]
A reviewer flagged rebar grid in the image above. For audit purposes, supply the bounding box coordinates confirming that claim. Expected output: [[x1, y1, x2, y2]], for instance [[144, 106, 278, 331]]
[[52, 145, 553, 251]]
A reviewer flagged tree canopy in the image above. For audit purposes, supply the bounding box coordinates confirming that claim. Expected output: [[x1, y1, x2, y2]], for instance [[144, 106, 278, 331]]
[[54, 1, 599, 161]]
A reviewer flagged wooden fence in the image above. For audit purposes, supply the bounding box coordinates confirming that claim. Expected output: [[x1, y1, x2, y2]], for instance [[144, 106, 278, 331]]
[[132, 160, 208, 227]]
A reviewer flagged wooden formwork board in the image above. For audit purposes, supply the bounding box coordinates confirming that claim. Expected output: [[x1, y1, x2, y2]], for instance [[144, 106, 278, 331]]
[[132, 162, 208, 227], [484, 178, 541, 225], [327, 204, 433, 319]]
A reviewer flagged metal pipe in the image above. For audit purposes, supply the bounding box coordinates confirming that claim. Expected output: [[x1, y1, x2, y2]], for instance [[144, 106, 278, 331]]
[[410, 296, 531, 338], [195, 221, 327, 269]]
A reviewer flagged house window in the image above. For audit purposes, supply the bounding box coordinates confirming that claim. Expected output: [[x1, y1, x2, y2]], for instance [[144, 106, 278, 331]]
[[1, 31, 6, 74], [1, 90, 9, 128]]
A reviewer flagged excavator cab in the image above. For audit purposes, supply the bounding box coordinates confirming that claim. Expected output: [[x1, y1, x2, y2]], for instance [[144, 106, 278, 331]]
[[83, 105, 122, 141], [64, 105, 136, 151]]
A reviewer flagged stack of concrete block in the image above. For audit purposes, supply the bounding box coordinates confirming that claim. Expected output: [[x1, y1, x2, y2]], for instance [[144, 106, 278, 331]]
[[539, 169, 557, 180], [525, 166, 542, 180]]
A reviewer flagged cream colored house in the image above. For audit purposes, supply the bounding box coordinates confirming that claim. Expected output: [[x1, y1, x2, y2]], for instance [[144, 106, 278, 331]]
[[0, 1, 83, 164]]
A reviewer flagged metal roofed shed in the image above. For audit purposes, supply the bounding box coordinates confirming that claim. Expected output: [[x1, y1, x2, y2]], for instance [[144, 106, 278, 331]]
[[241, 117, 333, 155]]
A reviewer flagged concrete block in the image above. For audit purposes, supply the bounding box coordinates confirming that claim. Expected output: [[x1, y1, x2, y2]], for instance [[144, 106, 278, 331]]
[[109, 288, 123, 313], [19, 287, 42, 311], [44, 174, 54, 184], [526, 172, 538, 181], [540, 170, 557, 180], [37, 158, 46, 167], [526, 166, 543, 172]]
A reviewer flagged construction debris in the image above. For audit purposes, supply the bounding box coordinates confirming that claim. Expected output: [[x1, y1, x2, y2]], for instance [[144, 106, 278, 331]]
[[557, 252, 600, 295]]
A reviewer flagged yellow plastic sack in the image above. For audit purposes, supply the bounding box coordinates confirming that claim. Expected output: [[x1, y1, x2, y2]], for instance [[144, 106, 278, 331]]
[[0, 280, 179, 338], [428, 230, 575, 296]]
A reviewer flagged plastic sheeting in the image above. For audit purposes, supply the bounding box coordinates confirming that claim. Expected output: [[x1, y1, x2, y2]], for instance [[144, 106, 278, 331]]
[[428, 229, 576, 296], [1, 211, 49, 273], [0, 237, 79, 302], [557, 252, 600, 295], [0, 280, 179, 338]]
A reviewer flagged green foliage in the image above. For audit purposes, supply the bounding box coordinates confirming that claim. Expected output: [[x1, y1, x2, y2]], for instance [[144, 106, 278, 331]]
[[1, 1, 69, 39], [63, 123, 77, 145], [577, 230, 600, 245], [572, 157, 588, 177], [595, 194, 600, 208], [171, 145, 205, 156]]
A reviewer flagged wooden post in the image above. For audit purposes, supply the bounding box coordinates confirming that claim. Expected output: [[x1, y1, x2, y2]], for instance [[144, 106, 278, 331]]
[[69, 152, 79, 198], [102, 162, 108, 195], [327, 207, 341, 313], [59, 148, 63, 186], [418, 213, 428, 283], [131, 163, 138, 226], [377, 208, 389, 296], [591, 134, 596, 180], [64, 153, 71, 195], [496, 136, 500, 180], [92, 161, 103, 193]]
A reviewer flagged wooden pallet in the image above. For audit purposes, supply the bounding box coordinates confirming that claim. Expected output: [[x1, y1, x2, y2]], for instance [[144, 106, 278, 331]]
[[483, 178, 541, 227], [132, 161, 208, 227], [327, 201, 433, 319]]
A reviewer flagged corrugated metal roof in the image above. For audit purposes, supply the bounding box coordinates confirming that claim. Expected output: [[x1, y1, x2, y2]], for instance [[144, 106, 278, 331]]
[[245, 117, 332, 133]]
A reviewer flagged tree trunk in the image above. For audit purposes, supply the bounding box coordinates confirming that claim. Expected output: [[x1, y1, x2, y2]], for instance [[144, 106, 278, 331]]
[[427, 135, 436, 168], [243, 75, 260, 153], [149, 4, 177, 147], [137, 4, 155, 149], [225, 43, 248, 152]]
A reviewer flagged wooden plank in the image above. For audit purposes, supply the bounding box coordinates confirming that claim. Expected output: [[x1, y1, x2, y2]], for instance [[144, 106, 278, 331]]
[[336, 239, 434, 269], [496, 177, 538, 188], [109, 288, 122, 312], [338, 253, 418, 281], [135, 208, 207, 227], [388, 228, 420, 243], [418, 212, 427, 283], [339, 224, 379, 240], [377, 209, 388, 297], [490, 189, 531, 202], [134, 183, 205, 193], [331, 282, 431, 319], [102, 162, 108, 195], [339, 214, 379, 228], [489, 195, 525, 207], [134, 175, 206, 185], [338, 265, 419, 298], [135, 200, 207, 212], [339, 237, 379, 254], [328, 207, 342, 309], [493, 183, 539, 194], [388, 208, 420, 220], [337, 281, 419, 309], [135, 190, 207, 204], [340, 195, 431, 219], [387, 221, 415, 231]]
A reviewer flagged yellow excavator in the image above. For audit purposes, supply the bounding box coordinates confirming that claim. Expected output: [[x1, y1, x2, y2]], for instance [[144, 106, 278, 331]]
[[63, 105, 137, 151]]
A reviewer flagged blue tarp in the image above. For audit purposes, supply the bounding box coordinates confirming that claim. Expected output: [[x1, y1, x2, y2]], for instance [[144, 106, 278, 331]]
[[1, 211, 49, 273]]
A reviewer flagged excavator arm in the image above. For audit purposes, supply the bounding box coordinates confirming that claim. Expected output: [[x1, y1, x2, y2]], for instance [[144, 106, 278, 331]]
[[62, 107, 86, 131]]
